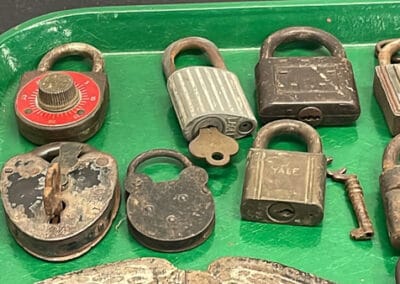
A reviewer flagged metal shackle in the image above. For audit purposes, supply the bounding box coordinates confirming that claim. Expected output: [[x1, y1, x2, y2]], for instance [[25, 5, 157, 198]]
[[260, 26, 346, 59], [162, 37, 227, 78], [375, 39, 400, 64], [31, 142, 94, 160], [378, 39, 400, 66], [37, 42, 105, 73], [382, 135, 400, 171], [128, 149, 193, 175], [253, 119, 322, 153]]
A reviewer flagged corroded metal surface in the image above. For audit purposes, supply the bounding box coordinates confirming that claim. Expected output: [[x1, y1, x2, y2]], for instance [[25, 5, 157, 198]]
[[256, 26, 360, 126], [241, 119, 326, 226], [125, 149, 215, 252], [374, 39, 400, 135], [327, 159, 374, 240], [188, 127, 239, 166], [380, 135, 400, 249], [0, 142, 120, 261], [37, 257, 334, 283]]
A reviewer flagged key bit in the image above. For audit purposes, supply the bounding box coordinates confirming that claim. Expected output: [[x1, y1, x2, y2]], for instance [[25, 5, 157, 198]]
[[189, 127, 239, 166], [43, 162, 64, 224], [327, 158, 374, 241]]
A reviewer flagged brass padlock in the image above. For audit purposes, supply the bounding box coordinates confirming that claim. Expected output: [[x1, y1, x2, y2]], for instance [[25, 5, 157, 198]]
[[0, 142, 120, 261], [256, 26, 360, 126], [14, 42, 109, 144], [241, 119, 326, 226], [374, 39, 400, 135], [163, 37, 257, 166], [380, 134, 400, 249]]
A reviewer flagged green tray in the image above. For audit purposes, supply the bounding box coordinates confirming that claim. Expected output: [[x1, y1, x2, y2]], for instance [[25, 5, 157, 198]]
[[1, 1, 399, 283]]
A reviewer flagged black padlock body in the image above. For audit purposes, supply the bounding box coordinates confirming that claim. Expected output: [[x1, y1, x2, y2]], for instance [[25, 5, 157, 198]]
[[256, 56, 360, 125], [15, 70, 109, 145], [125, 165, 215, 252]]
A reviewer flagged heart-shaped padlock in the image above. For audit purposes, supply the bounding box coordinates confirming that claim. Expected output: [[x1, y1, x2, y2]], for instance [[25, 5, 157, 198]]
[[0, 142, 120, 261], [125, 149, 215, 252]]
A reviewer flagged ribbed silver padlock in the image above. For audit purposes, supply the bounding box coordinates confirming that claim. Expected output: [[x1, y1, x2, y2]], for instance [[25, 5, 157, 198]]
[[162, 37, 257, 166]]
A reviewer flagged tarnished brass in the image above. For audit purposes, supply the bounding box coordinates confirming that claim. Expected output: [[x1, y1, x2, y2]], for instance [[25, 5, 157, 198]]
[[241, 119, 326, 226], [327, 159, 374, 241], [0, 142, 120, 261]]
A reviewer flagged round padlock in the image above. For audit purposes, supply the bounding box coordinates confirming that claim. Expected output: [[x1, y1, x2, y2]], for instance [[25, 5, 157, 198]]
[[15, 42, 109, 145], [0, 142, 120, 261]]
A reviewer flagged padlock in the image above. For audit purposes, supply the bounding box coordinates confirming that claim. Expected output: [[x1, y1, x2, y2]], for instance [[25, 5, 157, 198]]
[[374, 39, 400, 135], [125, 149, 215, 252], [0, 142, 119, 261], [163, 37, 257, 166], [240, 119, 326, 226], [380, 134, 400, 249], [256, 26, 360, 126], [15, 42, 109, 145]]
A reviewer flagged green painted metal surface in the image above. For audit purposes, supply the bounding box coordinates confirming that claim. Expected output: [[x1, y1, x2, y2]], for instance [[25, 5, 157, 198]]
[[0, 1, 399, 283]]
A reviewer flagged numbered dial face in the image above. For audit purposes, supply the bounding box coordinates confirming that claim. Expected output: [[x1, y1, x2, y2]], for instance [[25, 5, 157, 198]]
[[15, 71, 101, 127]]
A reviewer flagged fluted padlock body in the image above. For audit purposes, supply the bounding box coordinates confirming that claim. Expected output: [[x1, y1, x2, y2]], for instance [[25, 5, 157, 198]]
[[167, 66, 257, 141], [374, 64, 400, 135]]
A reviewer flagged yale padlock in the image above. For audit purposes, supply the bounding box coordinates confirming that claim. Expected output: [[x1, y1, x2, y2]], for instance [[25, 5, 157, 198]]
[[256, 26, 360, 126], [125, 149, 215, 252], [380, 135, 400, 249], [163, 37, 257, 166], [374, 39, 400, 135], [15, 42, 109, 145], [241, 119, 326, 226], [0, 142, 119, 261]]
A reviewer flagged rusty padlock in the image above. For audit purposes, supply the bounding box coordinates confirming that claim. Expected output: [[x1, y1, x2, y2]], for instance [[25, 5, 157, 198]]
[[374, 39, 400, 135], [125, 149, 215, 252], [256, 26, 360, 126], [380, 135, 400, 249], [15, 42, 109, 145], [241, 119, 326, 226], [163, 37, 257, 166], [0, 142, 119, 261]]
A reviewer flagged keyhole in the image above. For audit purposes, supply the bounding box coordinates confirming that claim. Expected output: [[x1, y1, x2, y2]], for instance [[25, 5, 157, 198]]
[[49, 200, 66, 224], [267, 202, 296, 223], [297, 107, 323, 126]]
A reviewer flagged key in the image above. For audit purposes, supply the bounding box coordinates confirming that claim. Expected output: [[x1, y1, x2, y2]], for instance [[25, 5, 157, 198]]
[[189, 127, 239, 166], [327, 158, 374, 240]]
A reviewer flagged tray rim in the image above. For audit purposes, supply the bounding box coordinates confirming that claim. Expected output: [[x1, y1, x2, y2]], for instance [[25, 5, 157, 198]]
[[1, 0, 399, 44]]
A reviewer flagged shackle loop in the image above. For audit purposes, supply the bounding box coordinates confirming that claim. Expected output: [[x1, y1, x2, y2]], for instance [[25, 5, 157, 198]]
[[378, 39, 400, 66], [260, 26, 346, 59], [37, 42, 105, 73], [31, 142, 94, 160], [162, 37, 227, 78], [128, 149, 193, 174], [253, 119, 322, 154], [382, 135, 400, 171]]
